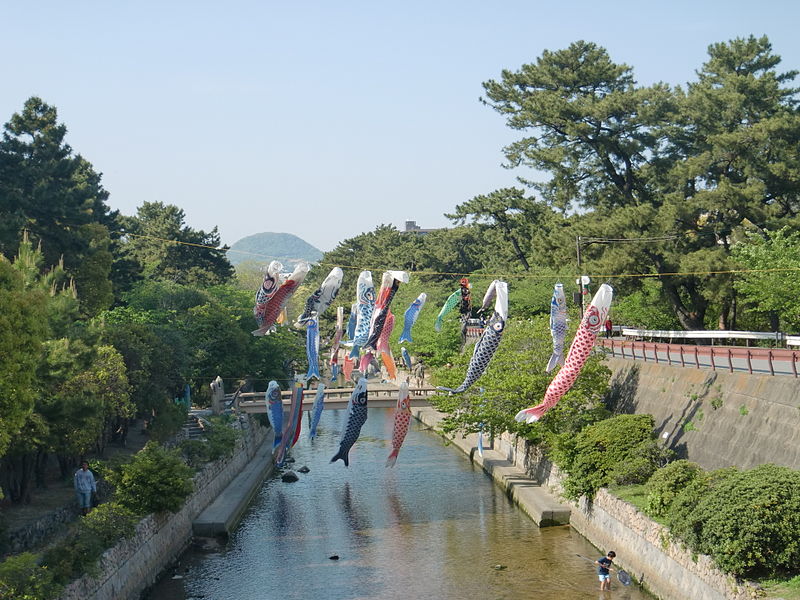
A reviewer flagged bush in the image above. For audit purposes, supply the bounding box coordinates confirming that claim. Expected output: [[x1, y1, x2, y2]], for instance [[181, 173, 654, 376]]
[[39, 504, 139, 587], [0, 553, 59, 600], [180, 419, 239, 467], [180, 439, 210, 467], [41, 528, 105, 584], [110, 442, 194, 514], [551, 414, 671, 500], [645, 460, 704, 517], [669, 464, 800, 578], [666, 467, 736, 551], [205, 419, 238, 460], [81, 502, 138, 546]]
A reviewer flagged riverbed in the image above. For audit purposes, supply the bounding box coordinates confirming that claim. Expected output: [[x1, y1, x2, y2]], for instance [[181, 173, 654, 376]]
[[146, 407, 653, 600]]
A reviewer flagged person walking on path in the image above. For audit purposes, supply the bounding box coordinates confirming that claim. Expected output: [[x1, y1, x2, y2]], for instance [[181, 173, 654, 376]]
[[412, 360, 425, 394], [604, 317, 613, 339], [74, 460, 96, 516], [595, 551, 617, 591]]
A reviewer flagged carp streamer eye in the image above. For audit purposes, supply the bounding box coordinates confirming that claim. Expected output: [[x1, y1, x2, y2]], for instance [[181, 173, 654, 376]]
[[493, 322, 503, 332]]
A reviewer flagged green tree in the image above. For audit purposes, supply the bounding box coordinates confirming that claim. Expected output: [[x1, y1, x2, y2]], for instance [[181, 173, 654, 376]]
[[97, 310, 188, 414], [732, 227, 800, 330], [72, 223, 114, 316], [412, 226, 486, 278], [0, 98, 116, 273], [120, 201, 233, 285], [431, 316, 611, 442], [447, 188, 562, 272], [0, 259, 47, 460], [482, 37, 800, 330], [46, 345, 133, 457]]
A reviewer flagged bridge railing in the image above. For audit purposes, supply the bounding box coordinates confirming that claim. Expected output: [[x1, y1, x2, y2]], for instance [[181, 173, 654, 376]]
[[232, 386, 440, 413], [598, 339, 800, 377]]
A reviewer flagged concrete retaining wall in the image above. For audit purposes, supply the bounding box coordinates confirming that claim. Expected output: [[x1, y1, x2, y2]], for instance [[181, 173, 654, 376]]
[[606, 358, 800, 470], [59, 416, 267, 600]]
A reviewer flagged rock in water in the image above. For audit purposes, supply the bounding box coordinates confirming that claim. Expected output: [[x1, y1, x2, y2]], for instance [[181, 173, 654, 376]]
[[298, 465, 310, 473], [281, 471, 299, 482]]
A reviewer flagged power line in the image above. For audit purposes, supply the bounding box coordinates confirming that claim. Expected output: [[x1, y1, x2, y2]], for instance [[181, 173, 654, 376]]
[[115, 231, 800, 281]]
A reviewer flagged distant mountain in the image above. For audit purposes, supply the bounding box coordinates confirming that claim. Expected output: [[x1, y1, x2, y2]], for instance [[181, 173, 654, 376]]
[[227, 232, 323, 268]]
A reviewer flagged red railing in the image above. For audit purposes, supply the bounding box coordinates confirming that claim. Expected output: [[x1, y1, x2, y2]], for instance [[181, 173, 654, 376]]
[[598, 339, 800, 377]]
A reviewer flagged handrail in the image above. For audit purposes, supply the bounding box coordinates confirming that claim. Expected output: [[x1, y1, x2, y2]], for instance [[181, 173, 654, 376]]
[[599, 339, 800, 377], [621, 328, 786, 342]]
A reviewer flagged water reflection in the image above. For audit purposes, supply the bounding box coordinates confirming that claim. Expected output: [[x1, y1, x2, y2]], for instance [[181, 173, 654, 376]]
[[146, 408, 653, 600]]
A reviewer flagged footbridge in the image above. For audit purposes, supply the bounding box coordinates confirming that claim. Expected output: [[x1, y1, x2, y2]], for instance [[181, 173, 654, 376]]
[[234, 384, 438, 413]]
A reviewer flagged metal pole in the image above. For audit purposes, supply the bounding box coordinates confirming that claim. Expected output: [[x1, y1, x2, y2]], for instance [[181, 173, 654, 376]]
[[576, 236, 583, 319]]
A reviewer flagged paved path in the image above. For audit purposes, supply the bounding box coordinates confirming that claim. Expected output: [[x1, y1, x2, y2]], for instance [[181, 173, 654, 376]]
[[192, 430, 275, 537]]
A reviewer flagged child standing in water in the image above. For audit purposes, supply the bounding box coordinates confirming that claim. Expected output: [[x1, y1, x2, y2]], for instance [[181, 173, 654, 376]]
[[596, 550, 617, 591]]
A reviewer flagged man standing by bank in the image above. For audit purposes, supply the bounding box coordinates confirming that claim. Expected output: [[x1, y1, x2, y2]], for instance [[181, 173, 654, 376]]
[[74, 460, 96, 516], [596, 550, 616, 591]]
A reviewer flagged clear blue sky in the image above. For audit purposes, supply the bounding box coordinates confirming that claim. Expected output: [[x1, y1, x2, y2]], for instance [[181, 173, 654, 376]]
[[2, 1, 798, 252]]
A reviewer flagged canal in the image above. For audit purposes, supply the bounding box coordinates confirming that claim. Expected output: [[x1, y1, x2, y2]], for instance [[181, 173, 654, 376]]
[[146, 407, 654, 600]]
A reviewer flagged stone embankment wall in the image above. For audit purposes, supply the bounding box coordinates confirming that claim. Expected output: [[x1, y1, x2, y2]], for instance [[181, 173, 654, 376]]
[[570, 490, 760, 600], [417, 409, 759, 600], [605, 358, 800, 470], [59, 416, 267, 600]]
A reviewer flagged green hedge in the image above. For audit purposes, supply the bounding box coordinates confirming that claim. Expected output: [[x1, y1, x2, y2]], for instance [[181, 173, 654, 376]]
[[550, 414, 672, 500], [666, 464, 800, 578], [645, 459, 704, 517]]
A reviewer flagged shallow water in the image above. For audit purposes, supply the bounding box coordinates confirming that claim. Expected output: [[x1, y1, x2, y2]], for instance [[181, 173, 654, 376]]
[[146, 408, 653, 600]]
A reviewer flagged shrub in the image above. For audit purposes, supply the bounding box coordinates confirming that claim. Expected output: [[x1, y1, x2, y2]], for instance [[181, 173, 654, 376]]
[[670, 464, 800, 578], [39, 503, 139, 586], [0, 553, 59, 600], [667, 467, 736, 551], [645, 460, 704, 517], [110, 442, 194, 514], [180, 419, 239, 467], [551, 414, 671, 500], [205, 419, 238, 461], [81, 502, 138, 546], [41, 528, 106, 584], [180, 438, 210, 467]]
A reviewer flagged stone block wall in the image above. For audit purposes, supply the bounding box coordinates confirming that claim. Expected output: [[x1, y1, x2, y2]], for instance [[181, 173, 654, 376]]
[[59, 416, 267, 600], [570, 491, 761, 600]]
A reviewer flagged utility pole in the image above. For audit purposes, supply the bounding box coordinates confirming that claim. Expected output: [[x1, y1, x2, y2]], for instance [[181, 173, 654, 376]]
[[576, 236, 583, 318], [574, 233, 678, 319]]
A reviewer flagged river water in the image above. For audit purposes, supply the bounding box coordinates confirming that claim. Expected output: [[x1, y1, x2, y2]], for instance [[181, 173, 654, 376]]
[[147, 408, 654, 600]]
